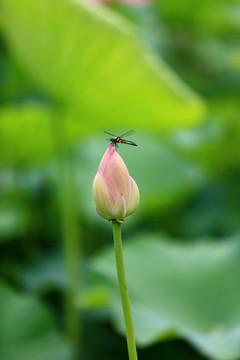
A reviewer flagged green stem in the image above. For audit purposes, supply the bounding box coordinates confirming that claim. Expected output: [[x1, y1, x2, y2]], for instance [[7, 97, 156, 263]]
[[51, 110, 81, 359], [58, 153, 81, 358], [112, 220, 138, 360]]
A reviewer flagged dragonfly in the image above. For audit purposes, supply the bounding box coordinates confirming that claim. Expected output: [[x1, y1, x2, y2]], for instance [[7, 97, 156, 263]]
[[104, 130, 137, 149]]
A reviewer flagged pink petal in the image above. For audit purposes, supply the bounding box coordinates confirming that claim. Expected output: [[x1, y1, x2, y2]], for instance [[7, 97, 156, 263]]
[[98, 144, 115, 174], [111, 193, 127, 220], [93, 171, 115, 215], [102, 147, 131, 202], [126, 177, 140, 216]]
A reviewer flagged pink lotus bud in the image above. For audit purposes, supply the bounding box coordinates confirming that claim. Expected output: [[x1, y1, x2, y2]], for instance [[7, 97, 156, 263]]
[[93, 144, 139, 222]]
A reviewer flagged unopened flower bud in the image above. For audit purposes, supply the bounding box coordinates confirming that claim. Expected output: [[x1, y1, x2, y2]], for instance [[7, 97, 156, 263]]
[[93, 144, 139, 222]]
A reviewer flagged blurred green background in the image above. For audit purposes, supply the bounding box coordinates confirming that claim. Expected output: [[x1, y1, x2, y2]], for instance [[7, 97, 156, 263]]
[[0, 0, 240, 359]]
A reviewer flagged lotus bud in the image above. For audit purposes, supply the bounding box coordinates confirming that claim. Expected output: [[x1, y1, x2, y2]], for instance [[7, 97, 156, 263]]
[[93, 144, 139, 222]]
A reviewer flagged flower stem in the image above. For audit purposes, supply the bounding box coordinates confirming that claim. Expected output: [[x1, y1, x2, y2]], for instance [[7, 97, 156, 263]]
[[112, 220, 138, 360]]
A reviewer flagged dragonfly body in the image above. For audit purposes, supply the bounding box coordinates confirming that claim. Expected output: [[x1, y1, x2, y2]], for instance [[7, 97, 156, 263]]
[[104, 130, 137, 149]]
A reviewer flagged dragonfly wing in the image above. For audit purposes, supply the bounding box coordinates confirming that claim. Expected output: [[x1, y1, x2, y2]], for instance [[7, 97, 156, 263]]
[[119, 130, 135, 138], [104, 131, 117, 137]]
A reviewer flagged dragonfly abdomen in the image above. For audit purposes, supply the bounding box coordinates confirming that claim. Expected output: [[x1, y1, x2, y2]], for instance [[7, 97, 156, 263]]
[[124, 141, 137, 146]]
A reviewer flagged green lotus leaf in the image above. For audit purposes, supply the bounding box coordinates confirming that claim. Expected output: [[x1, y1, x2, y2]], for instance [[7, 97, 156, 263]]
[[0, 0, 205, 139], [88, 234, 240, 360], [0, 282, 70, 360]]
